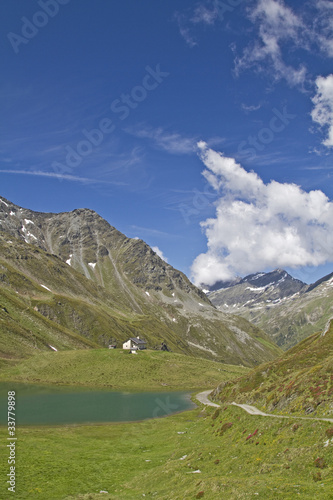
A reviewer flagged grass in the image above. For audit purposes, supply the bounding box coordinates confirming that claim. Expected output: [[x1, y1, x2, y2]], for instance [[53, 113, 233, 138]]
[[212, 322, 333, 418], [1, 403, 333, 499], [0, 349, 247, 390]]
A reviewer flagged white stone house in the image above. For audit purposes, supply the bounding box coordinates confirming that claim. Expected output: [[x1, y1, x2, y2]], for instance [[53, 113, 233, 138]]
[[122, 336, 147, 350]]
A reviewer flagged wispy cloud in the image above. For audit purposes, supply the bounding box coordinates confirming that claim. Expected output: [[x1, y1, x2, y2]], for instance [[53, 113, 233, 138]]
[[174, 1, 221, 47], [0, 169, 125, 185], [314, 0, 333, 57], [311, 74, 333, 148], [130, 225, 176, 238], [235, 0, 307, 87], [125, 125, 197, 155], [241, 103, 262, 113], [174, 11, 198, 48], [191, 4, 218, 25]]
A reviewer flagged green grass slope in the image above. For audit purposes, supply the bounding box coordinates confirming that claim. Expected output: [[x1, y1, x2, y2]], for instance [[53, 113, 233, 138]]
[[212, 321, 333, 418], [0, 349, 247, 390], [1, 404, 332, 499]]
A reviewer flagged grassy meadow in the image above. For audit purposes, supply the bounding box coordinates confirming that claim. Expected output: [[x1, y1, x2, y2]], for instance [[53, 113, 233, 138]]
[[1, 347, 332, 498], [0, 349, 247, 390], [1, 402, 333, 499]]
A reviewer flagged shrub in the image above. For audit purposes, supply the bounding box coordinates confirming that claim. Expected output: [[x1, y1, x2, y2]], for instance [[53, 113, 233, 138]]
[[325, 427, 333, 438], [211, 409, 220, 420], [314, 457, 327, 469], [292, 423, 300, 432], [313, 471, 322, 482], [196, 492, 204, 498], [220, 422, 233, 435]]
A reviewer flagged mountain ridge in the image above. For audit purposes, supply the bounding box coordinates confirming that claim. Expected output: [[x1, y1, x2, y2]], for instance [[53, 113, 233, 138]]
[[0, 195, 281, 365], [207, 268, 333, 350]]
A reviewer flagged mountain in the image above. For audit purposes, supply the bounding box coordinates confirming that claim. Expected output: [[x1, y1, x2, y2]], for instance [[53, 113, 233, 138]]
[[211, 319, 333, 417], [207, 269, 333, 350], [0, 196, 281, 365], [208, 269, 306, 308]]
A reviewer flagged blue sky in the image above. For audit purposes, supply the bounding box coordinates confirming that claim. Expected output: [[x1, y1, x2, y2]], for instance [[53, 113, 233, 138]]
[[1, 0, 333, 285]]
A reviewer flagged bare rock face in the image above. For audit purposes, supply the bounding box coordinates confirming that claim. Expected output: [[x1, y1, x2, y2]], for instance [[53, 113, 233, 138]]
[[0, 195, 281, 365]]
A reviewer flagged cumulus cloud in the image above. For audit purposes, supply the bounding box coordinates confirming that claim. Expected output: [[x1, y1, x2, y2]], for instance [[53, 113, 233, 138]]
[[235, 0, 307, 86], [311, 74, 333, 148], [152, 246, 168, 263], [191, 143, 333, 285]]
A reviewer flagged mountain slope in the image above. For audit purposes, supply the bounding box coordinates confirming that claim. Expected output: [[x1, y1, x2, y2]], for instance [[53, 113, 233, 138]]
[[0, 196, 281, 365], [208, 269, 306, 310], [212, 320, 333, 417], [208, 269, 333, 350]]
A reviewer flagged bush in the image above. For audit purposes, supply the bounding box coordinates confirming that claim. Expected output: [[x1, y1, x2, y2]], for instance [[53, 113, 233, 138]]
[[219, 422, 233, 436], [313, 471, 322, 482], [314, 457, 327, 469], [211, 409, 220, 420], [325, 427, 333, 438]]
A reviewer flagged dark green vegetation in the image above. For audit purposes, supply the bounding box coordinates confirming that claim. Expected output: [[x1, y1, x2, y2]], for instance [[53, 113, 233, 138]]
[[0, 349, 246, 390], [1, 404, 332, 499], [209, 269, 333, 350], [212, 321, 333, 418], [0, 196, 281, 366]]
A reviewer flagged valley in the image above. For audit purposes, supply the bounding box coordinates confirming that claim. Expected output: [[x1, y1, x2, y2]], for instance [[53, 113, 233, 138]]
[[0, 195, 332, 499]]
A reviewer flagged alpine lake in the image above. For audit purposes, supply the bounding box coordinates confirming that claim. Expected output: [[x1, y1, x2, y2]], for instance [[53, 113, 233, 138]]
[[0, 382, 195, 425]]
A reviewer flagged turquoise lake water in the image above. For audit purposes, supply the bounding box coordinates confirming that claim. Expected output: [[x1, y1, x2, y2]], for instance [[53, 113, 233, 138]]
[[0, 383, 195, 425]]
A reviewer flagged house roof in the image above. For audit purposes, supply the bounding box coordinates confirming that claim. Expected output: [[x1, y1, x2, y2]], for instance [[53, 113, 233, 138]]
[[129, 337, 147, 345]]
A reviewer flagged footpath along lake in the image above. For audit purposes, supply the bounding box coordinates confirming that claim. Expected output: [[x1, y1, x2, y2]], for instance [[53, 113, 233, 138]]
[[0, 383, 195, 425]]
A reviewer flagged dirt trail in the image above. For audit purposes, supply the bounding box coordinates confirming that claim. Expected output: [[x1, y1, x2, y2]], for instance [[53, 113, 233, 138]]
[[195, 391, 333, 423]]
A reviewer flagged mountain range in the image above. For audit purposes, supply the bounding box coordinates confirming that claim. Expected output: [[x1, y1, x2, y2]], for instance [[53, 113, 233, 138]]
[[0, 196, 281, 366], [207, 269, 333, 350]]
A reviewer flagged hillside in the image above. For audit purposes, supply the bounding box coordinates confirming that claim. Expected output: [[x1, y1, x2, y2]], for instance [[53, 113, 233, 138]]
[[211, 320, 333, 418], [0, 349, 247, 390], [0, 196, 281, 366], [208, 269, 333, 350], [2, 388, 333, 498]]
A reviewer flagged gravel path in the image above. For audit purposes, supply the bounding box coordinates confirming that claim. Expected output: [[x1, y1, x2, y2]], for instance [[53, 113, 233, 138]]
[[195, 391, 333, 423], [231, 402, 333, 423], [195, 390, 220, 407]]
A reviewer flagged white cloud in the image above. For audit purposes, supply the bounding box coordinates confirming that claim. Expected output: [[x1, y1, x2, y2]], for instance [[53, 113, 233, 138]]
[[191, 4, 218, 25], [126, 126, 197, 155], [314, 0, 333, 57], [241, 103, 262, 113], [175, 2, 219, 47], [175, 12, 198, 48], [0, 169, 124, 185], [235, 0, 307, 86], [311, 74, 333, 147], [152, 246, 168, 263], [191, 143, 333, 285]]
